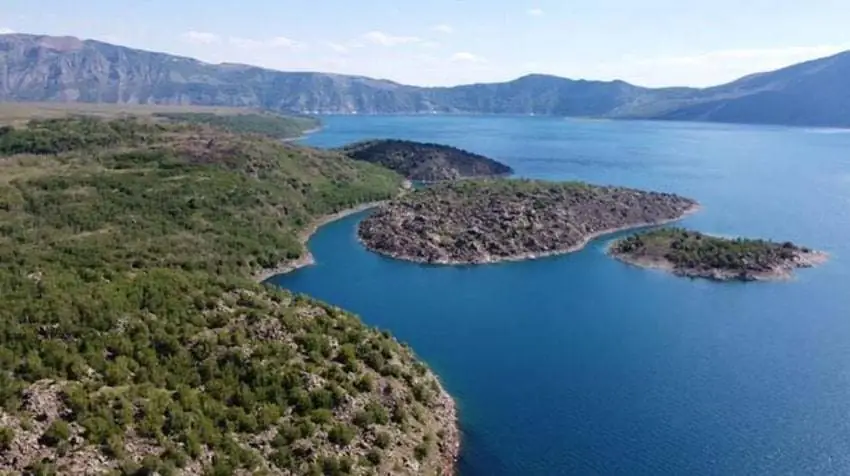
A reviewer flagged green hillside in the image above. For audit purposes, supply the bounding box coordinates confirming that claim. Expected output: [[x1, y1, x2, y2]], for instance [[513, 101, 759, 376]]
[[0, 117, 457, 474]]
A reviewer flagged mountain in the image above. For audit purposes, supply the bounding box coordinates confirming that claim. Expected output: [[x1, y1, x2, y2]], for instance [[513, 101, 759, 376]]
[[340, 139, 513, 182], [1, 33, 849, 127]]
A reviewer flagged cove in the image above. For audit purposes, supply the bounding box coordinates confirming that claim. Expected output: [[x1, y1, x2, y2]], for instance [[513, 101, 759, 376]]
[[269, 116, 850, 475]]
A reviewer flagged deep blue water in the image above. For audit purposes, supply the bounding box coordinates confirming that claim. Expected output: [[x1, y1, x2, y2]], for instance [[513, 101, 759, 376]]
[[270, 116, 850, 475]]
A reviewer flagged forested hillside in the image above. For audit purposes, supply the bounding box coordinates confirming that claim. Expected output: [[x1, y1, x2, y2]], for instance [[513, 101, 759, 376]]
[[0, 117, 457, 474]]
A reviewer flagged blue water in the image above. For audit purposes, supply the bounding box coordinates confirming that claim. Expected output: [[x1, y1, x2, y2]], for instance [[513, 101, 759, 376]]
[[270, 116, 850, 475]]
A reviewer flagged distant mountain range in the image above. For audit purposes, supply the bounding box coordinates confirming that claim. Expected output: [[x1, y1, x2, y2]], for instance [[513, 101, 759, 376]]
[[2, 33, 849, 127]]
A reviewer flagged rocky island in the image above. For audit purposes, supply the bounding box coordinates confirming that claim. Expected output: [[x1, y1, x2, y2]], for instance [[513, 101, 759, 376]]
[[358, 179, 698, 265], [340, 139, 513, 182], [0, 113, 457, 475], [609, 228, 827, 281]]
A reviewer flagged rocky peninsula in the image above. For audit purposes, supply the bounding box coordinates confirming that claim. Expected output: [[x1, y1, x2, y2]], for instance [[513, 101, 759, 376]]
[[340, 139, 513, 182], [609, 228, 827, 281], [358, 179, 698, 265]]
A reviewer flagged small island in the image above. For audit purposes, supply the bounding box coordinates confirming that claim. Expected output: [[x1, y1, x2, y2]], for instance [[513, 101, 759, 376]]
[[358, 179, 698, 264], [340, 139, 513, 182], [609, 228, 827, 281]]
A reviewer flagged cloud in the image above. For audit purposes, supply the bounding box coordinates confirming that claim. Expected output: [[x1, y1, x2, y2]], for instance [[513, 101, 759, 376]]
[[181, 31, 219, 45], [0, 28, 15, 35], [450, 52, 487, 63], [433, 24, 454, 34], [229, 36, 304, 50], [363, 30, 422, 47], [527, 8, 544, 16]]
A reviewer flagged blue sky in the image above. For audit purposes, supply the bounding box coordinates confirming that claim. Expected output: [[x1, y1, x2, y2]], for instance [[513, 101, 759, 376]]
[[3, 0, 849, 87]]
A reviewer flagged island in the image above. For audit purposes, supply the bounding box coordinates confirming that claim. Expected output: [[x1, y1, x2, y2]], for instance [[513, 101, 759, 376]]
[[0, 113, 457, 475], [609, 228, 827, 281], [358, 179, 698, 265], [340, 139, 513, 182]]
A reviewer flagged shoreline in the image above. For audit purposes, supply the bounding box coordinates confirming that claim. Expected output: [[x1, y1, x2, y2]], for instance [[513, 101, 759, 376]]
[[281, 126, 322, 143], [609, 248, 829, 281], [254, 187, 460, 473], [360, 204, 702, 266], [253, 200, 388, 282]]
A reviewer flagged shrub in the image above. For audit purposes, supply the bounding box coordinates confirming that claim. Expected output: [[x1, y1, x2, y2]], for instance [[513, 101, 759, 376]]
[[40, 420, 71, 447], [327, 424, 355, 447]]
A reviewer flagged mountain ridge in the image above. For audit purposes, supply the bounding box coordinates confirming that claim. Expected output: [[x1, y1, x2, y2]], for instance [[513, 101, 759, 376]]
[[2, 33, 849, 126]]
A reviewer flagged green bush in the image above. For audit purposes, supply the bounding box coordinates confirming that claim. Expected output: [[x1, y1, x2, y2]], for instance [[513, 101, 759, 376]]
[[0, 426, 14, 451], [327, 424, 356, 447], [40, 420, 71, 447]]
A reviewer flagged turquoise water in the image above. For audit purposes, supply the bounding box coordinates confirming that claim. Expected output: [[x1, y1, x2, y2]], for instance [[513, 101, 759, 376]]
[[270, 116, 850, 475]]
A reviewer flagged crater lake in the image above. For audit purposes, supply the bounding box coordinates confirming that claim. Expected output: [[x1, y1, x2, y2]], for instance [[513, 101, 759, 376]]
[[269, 116, 850, 475]]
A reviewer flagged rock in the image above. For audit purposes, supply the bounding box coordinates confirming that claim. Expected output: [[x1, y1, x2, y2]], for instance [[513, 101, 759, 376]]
[[359, 179, 698, 265]]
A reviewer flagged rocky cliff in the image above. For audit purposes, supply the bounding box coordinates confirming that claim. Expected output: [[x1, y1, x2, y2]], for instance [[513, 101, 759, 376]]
[[3, 33, 850, 126]]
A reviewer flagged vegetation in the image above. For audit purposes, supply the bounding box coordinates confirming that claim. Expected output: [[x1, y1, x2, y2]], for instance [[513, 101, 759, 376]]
[[611, 228, 824, 280], [359, 179, 697, 264], [154, 112, 320, 140], [340, 139, 513, 182], [0, 117, 457, 474]]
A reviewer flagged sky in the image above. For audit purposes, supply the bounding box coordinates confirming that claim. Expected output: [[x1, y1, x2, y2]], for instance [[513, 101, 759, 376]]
[[3, 0, 850, 87]]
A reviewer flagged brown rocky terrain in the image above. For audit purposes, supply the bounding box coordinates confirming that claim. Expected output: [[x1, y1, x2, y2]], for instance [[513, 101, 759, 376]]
[[358, 179, 698, 264], [340, 139, 513, 182]]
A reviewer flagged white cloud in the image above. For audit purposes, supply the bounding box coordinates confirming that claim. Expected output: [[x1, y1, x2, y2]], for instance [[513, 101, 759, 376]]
[[527, 8, 544, 16], [450, 52, 487, 63], [433, 24, 454, 34], [229, 36, 304, 50], [0, 28, 15, 35], [363, 30, 422, 47], [181, 31, 219, 45]]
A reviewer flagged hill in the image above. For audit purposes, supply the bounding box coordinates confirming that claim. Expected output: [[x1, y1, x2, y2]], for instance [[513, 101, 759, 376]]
[[340, 139, 513, 182], [0, 117, 458, 474], [0, 103, 320, 139], [358, 179, 698, 265], [1, 33, 849, 127]]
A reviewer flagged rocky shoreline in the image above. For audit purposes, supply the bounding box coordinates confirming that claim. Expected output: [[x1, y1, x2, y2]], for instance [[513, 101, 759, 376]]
[[608, 228, 828, 281], [360, 205, 701, 266], [358, 179, 699, 266]]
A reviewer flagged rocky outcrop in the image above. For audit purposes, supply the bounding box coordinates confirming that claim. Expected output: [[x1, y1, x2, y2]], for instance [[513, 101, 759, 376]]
[[340, 139, 513, 182], [609, 228, 827, 281], [358, 179, 698, 264]]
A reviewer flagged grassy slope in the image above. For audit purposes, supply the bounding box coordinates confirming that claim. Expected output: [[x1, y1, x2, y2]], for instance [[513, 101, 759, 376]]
[[0, 103, 320, 140], [0, 118, 456, 475]]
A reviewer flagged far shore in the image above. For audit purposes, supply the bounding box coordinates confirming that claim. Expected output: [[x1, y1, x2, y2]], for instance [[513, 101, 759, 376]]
[[360, 203, 702, 266], [253, 200, 387, 282]]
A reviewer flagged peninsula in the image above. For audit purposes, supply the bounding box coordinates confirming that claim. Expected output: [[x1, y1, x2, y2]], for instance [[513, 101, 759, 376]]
[[340, 139, 513, 182], [609, 228, 827, 281], [358, 179, 698, 264], [0, 111, 457, 475]]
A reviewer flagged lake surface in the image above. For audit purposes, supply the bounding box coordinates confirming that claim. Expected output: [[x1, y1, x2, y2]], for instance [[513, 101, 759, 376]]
[[269, 116, 850, 475]]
